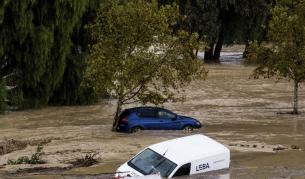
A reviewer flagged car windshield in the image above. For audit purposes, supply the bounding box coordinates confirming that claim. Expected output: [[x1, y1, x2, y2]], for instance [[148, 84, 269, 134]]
[[127, 148, 177, 177]]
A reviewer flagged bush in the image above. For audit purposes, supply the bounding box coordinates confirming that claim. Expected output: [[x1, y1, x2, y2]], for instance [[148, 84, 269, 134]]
[[244, 42, 273, 65], [7, 145, 45, 165], [70, 153, 98, 167], [6, 87, 23, 108]]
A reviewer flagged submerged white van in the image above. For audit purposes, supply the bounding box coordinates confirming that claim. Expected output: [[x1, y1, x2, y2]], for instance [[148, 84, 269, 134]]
[[115, 134, 230, 178]]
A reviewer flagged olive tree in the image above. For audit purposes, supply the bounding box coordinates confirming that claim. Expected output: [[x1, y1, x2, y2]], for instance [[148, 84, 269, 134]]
[[84, 0, 207, 130], [247, 0, 305, 114]]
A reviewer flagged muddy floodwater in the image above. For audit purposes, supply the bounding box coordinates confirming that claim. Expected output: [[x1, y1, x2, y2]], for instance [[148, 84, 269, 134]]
[[1, 52, 305, 179]]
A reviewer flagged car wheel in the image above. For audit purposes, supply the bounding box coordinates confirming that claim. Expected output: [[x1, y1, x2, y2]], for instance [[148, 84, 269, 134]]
[[183, 125, 193, 132], [131, 126, 142, 133]]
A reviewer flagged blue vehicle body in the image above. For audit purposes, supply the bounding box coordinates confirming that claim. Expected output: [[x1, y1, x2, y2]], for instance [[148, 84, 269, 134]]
[[116, 107, 202, 133]]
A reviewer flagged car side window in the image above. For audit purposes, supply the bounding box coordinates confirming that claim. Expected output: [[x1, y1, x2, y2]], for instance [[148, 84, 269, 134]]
[[172, 163, 191, 177], [137, 109, 157, 118], [158, 110, 176, 119]]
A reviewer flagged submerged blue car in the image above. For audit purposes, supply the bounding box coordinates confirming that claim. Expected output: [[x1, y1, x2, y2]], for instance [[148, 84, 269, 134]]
[[116, 107, 202, 133]]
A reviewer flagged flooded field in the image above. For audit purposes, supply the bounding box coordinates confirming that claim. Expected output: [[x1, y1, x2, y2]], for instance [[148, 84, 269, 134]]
[[1, 54, 305, 178]]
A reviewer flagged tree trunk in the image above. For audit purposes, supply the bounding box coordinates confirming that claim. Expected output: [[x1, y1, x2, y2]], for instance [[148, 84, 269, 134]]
[[292, 80, 299, 114], [195, 46, 199, 57], [204, 44, 214, 62], [112, 100, 122, 131], [213, 30, 224, 61], [195, 38, 200, 57], [243, 42, 250, 58]]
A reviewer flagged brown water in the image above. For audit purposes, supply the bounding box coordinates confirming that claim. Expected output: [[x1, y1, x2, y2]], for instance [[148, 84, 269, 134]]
[[1, 63, 305, 179]]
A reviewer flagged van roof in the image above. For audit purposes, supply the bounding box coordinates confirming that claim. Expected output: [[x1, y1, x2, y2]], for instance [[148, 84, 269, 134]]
[[148, 134, 229, 165]]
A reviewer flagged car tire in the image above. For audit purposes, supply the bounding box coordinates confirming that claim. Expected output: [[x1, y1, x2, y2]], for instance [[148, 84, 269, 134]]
[[131, 126, 142, 133], [183, 125, 193, 132]]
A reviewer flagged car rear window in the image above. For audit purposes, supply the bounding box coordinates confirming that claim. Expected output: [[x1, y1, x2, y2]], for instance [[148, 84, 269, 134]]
[[119, 109, 130, 120], [137, 109, 157, 118]]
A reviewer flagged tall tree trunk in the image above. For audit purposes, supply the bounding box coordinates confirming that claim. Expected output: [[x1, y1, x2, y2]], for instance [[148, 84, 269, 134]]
[[243, 42, 250, 58], [213, 29, 224, 61], [195, 38, 200, 57], [204, 44, 214, 62], [112, 100, 122, 131], [195, 47, 199, 57], [292, 80, 299, 114]]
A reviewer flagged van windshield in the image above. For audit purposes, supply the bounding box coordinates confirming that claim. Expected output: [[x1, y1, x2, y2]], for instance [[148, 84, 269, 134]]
[[127, 148, 177, 177]]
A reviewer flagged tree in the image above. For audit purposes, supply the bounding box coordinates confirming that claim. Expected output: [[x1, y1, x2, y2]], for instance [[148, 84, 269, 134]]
[[50, 0, 101, 105], [161, 0, 273, 62], [247, 0, 305, 114], [84, 0, 207, 131], [0, 0, 92, 108]]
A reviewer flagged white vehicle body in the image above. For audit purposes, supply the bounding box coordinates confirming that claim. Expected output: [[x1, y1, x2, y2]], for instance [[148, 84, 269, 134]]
[[115, 134, 230, 178]]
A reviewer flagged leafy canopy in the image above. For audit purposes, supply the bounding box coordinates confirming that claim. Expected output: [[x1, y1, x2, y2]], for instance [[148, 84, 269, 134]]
[[0, 0, 92, 107], [247, 0, 305, 83], [84, 0, 207, 107], [247, 0, 305, 114]]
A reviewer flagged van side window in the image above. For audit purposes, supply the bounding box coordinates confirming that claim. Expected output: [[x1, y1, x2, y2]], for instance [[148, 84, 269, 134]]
[[173, 163, 191, 177]]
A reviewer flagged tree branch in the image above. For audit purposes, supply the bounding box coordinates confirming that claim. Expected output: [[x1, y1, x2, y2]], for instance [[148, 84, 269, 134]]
[[122, 99, 142, 105]]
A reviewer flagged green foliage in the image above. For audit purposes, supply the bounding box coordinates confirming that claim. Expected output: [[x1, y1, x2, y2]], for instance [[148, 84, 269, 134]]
[[0, 0, 94, 108], [247, 0, 305, 114], [7, 145, 45, 165], [248, 1, 305, 81], [7, 87, 24, 108], [84, 0, 207, 129], [0, 79, 6, 113], [50, 53, 97, 105], [161, 0, 273, 61], [244, 42, 272, 65], [50, 0, 101, 105]]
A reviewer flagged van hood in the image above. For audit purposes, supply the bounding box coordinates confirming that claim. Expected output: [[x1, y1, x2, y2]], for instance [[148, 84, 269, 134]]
[[115, 162, 144, 178]]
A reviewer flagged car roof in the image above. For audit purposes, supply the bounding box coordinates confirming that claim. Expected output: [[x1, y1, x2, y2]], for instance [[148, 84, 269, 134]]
[[125, 106, 170, 112], [148, 134, 230, 165]]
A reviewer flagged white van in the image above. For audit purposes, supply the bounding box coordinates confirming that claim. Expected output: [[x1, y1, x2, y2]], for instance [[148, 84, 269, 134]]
[[115, 134, 230, 178]]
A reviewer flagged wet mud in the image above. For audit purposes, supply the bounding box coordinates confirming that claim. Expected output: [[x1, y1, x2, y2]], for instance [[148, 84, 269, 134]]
[[1, 51, 305, 178]]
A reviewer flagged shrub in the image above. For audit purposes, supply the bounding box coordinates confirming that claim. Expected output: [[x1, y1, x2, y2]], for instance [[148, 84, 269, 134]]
[[71, 153, 98, 167], [7, 145, 45, 165]]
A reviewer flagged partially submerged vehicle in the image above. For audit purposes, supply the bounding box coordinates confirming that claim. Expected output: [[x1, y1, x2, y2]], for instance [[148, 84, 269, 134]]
[[116, 107, 202, 133], [115, 134, 230, 178]]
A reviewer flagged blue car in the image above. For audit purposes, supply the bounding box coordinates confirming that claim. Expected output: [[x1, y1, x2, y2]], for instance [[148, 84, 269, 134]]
[[116, 107, 202, 133]]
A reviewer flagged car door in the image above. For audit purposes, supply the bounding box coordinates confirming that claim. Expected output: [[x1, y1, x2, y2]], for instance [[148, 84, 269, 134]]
[[157, 110, 181, 130], [136, 109, 159, 130]]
